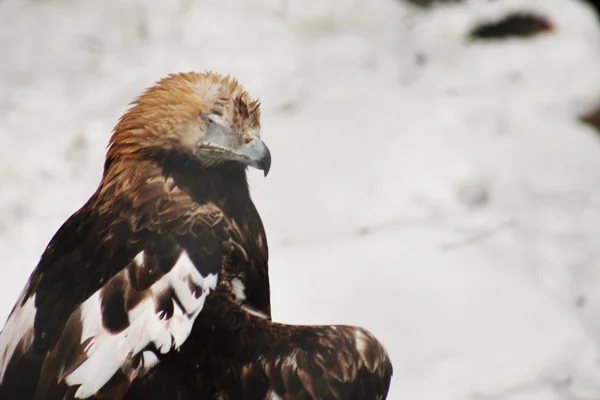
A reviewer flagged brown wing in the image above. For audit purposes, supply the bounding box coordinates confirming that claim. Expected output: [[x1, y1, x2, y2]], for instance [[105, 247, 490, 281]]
[[0, 166, 236, 399], [239, 325, 393, 400]]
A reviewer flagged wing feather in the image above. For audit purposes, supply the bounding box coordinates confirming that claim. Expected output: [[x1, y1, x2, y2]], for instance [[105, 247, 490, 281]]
[[0, 172, 232, 399], [241, 325, 393, 400], [0, 292, 36, 381], [58, 237, 222, 398]]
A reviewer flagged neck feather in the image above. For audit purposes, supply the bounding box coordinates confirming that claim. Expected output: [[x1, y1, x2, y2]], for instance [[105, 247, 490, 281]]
[[102, 145, 252, 220]]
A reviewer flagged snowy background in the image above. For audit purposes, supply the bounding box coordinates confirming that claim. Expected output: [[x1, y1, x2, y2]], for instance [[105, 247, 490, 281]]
[[2, 0, 600, 398]]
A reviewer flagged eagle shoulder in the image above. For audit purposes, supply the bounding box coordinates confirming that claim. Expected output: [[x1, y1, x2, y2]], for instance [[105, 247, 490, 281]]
[[0, 171, 239, 399]]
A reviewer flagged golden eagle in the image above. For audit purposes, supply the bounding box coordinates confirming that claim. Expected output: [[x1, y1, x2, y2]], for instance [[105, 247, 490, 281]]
[[0, 72, 393, 399]]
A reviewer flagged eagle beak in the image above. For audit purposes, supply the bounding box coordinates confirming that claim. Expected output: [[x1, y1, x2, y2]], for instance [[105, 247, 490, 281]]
[[239, 138, 271, 177]]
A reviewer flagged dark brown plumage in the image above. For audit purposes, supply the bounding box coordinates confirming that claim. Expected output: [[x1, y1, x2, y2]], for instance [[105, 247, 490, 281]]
[[468, 12, 554, 41], [0, 71, 392, 399]]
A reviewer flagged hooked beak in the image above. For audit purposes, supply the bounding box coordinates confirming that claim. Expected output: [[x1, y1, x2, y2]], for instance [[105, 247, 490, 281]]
[[237, 138, 271, 177]]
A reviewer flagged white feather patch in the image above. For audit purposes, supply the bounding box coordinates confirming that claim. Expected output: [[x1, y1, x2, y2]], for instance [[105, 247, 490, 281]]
[[64, 251, 217, 398], [266, 389, 283, 400], [0, 293, 36, 383], [134, 251, 144, 266], [141, 350, 159, 371], [231, 277, 246, 302]]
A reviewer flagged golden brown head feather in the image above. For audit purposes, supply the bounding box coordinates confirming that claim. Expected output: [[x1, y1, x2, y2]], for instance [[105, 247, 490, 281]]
[[101, 71, 267, 197]]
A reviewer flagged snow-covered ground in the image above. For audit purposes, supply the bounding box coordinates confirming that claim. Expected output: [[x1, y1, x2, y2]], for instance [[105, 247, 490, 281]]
[[2, 0, 600, 398]]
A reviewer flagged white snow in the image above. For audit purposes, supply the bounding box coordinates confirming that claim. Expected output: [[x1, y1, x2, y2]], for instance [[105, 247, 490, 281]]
[[2, 0, 600, 398]]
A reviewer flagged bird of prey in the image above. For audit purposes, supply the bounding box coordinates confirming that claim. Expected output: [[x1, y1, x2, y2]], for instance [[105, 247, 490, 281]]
[[0, 71, 393, 399]]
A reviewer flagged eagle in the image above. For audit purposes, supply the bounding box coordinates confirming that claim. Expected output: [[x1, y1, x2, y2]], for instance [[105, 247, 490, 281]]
[[0, 71, 393, 399]]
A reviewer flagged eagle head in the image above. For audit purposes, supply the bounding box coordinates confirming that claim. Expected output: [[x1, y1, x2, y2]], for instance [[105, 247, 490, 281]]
[[107, 71, 271, 176]]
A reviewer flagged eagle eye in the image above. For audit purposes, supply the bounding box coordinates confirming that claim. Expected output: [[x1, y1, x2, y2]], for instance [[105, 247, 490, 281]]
[[203, 113, 226, 127]]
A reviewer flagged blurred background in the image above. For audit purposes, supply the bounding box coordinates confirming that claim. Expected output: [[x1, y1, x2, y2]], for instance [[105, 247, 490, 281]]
[[3, 0, 600, 398]]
